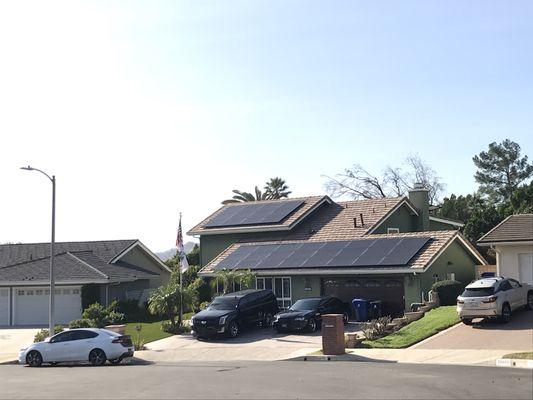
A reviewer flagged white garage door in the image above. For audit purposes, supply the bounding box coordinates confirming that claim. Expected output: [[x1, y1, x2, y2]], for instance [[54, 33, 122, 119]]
[[519, 253, 533, 285], [13, 286, 82, 326], [0, 288, 9, 326]]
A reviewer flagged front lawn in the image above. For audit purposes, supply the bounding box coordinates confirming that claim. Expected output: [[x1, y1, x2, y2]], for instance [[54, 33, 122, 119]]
[[503, 352, 533, 360], [362, 306, 460, 349], [124, 321, 173, 344]]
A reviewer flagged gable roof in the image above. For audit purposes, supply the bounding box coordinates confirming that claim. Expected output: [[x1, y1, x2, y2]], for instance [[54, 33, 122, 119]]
[[199, 230, 486, 275], [0, 239, 165, 285], [478, 214, 533, 245], [188, 196, 331, 236]]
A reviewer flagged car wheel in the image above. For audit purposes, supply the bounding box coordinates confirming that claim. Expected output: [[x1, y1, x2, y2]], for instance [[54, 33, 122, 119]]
[[263, 313, 273, 328], [228, 321, 239, 338], [461, 318, 473, 326], [26, 351, 43, 367], [526, 292, 533, 311], [500, 303, 511, 323], [89, 349, 107, 366], [307, 318, 317, 333], [343, 312, 350, 325]]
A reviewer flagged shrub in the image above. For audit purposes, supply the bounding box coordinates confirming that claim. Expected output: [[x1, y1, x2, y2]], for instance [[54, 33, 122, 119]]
[[81, 302, 125, 327], [132, 336, 145, 351], [161, 321, 189, 334], [431, 280, 465, 306], [68, 319, 94, 328], [34, 325, 63, 343], [362, 316, 392, 341], [199, 301, 211, 311]]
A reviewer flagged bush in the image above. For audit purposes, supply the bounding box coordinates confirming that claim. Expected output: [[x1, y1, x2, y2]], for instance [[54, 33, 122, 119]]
[[362, 316, 392, 341], [431, 280, 465, 306], [161, 321, 189, 334], [68, 319, 94, 328], [199, 301, 211, 311], [81, 302, 125, 327], [34, 325, 63, 343]]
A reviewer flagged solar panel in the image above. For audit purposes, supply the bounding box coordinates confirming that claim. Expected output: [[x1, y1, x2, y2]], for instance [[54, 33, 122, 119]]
[[214, 237, 431, 270], [205, 200, 305, 228]]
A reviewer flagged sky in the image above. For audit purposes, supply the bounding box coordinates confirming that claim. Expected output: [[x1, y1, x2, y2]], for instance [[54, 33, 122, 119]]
[[0, 0, 532, 252]]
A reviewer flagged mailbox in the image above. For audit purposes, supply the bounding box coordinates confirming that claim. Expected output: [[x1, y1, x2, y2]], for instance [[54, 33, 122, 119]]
[[321, 314, 345, 355]]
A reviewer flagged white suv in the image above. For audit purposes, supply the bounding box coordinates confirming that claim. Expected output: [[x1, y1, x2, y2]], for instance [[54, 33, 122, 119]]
[[457, 277, 533, 325]]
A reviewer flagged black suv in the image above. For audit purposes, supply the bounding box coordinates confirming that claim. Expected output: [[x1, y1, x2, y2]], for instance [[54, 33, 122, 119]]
[[191, 289, 279, 339], [273, 296, 350, 333]]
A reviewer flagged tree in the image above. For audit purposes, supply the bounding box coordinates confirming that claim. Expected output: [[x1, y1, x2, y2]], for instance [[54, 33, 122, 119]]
[[214, 268, 257, 294], [264, 177, 291, 199], [222, 187, 269, 204], [324, 155, 445, 203], [473, 139, 533, 202]]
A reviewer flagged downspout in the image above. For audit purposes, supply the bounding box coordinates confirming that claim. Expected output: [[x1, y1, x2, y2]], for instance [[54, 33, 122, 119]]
[[491, 245, 501, 277]]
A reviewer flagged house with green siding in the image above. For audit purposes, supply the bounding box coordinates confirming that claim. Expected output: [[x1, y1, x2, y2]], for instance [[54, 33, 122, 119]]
[[191, 187, 486, 315]]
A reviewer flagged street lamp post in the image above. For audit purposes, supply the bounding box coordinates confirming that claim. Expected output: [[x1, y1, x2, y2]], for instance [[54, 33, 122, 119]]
[[21, 166, 55, 336]]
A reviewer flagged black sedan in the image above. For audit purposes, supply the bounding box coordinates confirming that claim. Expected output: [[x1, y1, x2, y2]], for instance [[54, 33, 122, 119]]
[[273, 296, 350, 333]]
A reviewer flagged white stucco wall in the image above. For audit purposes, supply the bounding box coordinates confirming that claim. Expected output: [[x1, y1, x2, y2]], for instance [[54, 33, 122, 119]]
[[495, 243, 533, 284]]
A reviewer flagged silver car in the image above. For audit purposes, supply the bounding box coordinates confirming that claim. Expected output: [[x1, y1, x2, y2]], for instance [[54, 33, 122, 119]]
[[457, 277, 533, 325]]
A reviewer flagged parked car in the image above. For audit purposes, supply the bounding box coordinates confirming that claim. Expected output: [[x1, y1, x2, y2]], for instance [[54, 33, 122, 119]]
[[457, 277, 533, 325], [18, 328, 134, 367], [273, 296, 350, 333], [190, 289, 279, 339]]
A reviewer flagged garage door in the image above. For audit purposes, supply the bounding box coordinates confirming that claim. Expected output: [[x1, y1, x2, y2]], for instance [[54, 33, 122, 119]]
[[322, 278, 405, 317], [0, 288, 9, 326], [13, 286, 82, 326], [519, 253, 533, 285]]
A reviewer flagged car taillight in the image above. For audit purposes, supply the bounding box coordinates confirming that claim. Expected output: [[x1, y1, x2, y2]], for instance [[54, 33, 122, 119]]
[[457, 299, 464, 304], [482, 296, 498, 303], [112, 335, 132, 345]]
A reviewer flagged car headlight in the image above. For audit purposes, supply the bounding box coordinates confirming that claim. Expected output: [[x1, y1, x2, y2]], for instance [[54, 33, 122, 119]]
[[273, 315, 280, 322], [294, 317, 306, 321], [219, 315, 228, 325]]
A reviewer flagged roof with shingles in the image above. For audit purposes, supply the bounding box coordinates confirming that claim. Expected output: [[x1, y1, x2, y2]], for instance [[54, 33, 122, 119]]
[[478, 214, 533, 244], [0, 240, 158, 284], [200, 230, 486, 274]]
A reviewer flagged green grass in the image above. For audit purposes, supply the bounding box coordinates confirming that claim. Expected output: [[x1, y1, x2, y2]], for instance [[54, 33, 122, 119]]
[[362, 306, 460, 349], [124, 321, 173, 344], [503, 352, 533, 360]]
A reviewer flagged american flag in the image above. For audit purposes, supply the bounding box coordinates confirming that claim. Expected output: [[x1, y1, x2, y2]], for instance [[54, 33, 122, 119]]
[[176, 214, 189, 273]]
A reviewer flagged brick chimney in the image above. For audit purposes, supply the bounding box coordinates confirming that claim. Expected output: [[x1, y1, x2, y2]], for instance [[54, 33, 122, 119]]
[[408, 183, 430, 232]]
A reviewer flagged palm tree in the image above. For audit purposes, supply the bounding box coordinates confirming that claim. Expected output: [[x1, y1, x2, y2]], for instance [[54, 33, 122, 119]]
[[222, 187, 268, 205], [222, 178, 291, 204], [264, 177, 291, 199]]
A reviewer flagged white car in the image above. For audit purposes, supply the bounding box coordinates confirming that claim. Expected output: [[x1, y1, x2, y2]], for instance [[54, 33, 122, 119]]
[[457, 277, 533, 325], [19, 328, 134, 367]]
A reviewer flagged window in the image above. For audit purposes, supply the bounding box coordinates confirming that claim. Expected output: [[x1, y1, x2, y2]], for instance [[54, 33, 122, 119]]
[[256, 277, 291, 309], [45, 290, 50, 295], [72, 289, 80, 294], [26, 290, 34, 296], [365, 281, 381, 288], [36, 290, 43, 296], [498, 281, 512, 292], [63, 289, 71, 295], [387, 228, 400, 234], [446, 273, 456, 281], [54, 289, 61, 295], [17, 290, 24, 296], [509, 279, 521, 289]]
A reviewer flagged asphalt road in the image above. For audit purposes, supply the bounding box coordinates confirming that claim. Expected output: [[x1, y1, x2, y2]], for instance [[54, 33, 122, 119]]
[[0, 361, 531, 399]]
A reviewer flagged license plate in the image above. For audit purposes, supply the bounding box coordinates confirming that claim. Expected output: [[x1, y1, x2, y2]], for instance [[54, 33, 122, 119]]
[[282, 323, 287, 328]]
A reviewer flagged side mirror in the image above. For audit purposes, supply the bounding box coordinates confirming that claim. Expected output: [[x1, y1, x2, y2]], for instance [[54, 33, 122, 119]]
[[44, 337, 51, 343]]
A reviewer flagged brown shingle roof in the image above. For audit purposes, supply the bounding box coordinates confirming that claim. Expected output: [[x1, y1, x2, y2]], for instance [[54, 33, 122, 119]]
[[187, 196, 329, 235], [199, 230, 485, 275], [478, 214, 533, 244]]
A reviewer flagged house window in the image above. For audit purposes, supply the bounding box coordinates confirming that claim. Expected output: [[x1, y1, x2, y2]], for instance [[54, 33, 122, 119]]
[[17, 290, 24, 296], [72, 289, 80, 295], [387, 228, 400, 234], [433, 274, 439, 283], [447, 273, 456, 281], [36, 290, 43, 296], [256, 277, 291, 309], [26, 290, 34, 296], [63, 289, 71, 295]]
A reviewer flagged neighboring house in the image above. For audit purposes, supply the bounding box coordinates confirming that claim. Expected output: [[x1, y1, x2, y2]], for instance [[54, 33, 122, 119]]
[[478, 214, 533, 285], [0, 239, 171, 326], [190, 187, 485, 315]]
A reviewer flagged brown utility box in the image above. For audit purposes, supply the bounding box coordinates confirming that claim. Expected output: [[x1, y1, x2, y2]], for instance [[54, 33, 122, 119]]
[[321, 314, 345, 355]]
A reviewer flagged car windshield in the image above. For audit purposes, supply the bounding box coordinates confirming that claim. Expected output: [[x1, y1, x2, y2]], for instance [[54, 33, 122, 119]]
[[461, 287, 495, 297], [209, 296, 239, 310], [290, 299, 321, 311]]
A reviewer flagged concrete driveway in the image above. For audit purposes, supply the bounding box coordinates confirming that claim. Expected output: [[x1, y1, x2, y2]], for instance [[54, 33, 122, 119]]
[[138, 323, 361, 363], [413, 308, 533, 351], [0, 328, 40, 364]]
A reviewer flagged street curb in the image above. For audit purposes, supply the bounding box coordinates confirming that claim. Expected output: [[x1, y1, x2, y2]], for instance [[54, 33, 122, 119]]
[[0, 359, 18, 365], [495, 359, 533, 369]]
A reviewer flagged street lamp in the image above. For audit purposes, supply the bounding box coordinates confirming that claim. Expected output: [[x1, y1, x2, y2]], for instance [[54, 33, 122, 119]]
[[20, 166, 56, 336]]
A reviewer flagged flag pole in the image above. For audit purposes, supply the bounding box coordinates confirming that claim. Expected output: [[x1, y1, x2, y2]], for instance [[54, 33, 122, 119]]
[[179, 213, 183, 327]]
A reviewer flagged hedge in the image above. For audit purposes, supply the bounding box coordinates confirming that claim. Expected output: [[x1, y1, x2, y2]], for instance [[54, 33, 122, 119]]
[[431, 280, 465, 306]]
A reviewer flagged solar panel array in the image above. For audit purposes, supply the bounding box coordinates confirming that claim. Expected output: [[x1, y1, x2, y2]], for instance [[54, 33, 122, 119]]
[[204, 200, 305, 228], [215, 237, 431, 270]]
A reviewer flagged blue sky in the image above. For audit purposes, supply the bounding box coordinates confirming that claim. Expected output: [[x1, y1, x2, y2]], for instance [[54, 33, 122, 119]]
[[1, 1, 532, 250]]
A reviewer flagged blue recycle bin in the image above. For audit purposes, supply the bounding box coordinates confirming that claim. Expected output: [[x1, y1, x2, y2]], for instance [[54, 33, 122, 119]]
[[352, 298, 371, 322]]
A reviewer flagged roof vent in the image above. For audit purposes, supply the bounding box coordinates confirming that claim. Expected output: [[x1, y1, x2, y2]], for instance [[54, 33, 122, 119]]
[[360, 213, 365, 226], [353, 218, 358, 228]]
